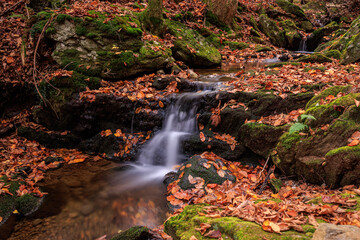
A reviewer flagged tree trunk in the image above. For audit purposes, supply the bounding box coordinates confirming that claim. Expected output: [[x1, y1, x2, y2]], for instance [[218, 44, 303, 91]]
[[142, 0, 164, 35]]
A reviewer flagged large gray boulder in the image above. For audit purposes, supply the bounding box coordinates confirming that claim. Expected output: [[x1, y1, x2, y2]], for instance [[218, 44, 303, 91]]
[[312, 223, 360, 240]]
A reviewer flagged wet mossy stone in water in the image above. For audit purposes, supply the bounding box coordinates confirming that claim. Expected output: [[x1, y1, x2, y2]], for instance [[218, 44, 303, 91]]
[[176, 155, 236, 190], [110, 226, 160, 240], [164, 204, 313, 240], [166, 20, 221, 67], [296, 53, 332, 63]]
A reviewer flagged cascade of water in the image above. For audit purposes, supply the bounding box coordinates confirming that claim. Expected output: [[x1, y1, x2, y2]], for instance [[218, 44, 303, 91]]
[[137, 92, 206, 168], [299, 36, 308, 52]]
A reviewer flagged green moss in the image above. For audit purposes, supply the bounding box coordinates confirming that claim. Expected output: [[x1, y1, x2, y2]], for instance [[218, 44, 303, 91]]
[[55, 13, 74, 23], [254, 198, 282, 204], [305, 85, 351, 109], [275, 0, 306, 19], [205, 11, 230, 32], [15, 194, 41, 215], [325, 145, 360, 158], [296, 53, 332, 63], [304, 66, 326, 72], [165, 204, 312, 240], [110, 226, 152, 240], [278, 132, 302, 150], [224, 41, 249, 50], [30, 11, 54, 36], [255, 45, 273, 52], [166, 20, 221, 67]]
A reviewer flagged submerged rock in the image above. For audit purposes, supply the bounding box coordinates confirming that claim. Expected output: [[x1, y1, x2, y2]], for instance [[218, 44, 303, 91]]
[[110, 226, 162, 240], [312, 223, 360, 240]]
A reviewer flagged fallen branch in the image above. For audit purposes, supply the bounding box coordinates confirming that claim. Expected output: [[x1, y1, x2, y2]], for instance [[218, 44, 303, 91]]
[[258, 168, 273, 195], [0, 0, 26, 17]]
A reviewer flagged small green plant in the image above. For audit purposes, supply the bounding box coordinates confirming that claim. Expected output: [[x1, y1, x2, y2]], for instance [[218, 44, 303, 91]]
[[289, 114, 316, 134]]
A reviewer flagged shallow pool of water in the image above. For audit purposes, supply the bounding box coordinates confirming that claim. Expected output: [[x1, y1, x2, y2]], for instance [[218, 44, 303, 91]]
[[7, 163, 169, 240]]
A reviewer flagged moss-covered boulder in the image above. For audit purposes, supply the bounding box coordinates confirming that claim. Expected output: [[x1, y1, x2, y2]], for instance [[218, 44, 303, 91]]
[[164, 204, 313, 240], [166, 20, 221, 67], [176, 155, 236, 190], [275, 0, 307, 20], [110, 226, 161, 240], [306, 21, 340, 51], [258, 14, 287, 48], [47, 13, 172, 79], [296, 53, 332, 63], [275, 88, 360, 187], [239, 123, 288, 158], [324, 16, 360, 64], [0, 177, 43, 225], [203, 0, 238, 26], [280, 20, 302, 50]]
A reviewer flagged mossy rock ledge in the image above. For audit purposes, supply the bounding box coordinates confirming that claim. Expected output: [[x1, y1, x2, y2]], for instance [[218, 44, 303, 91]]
[[275, 86, 360, 187], [164, 204, 313, 240], [324, 16, 360, 65], [166, 20, 221, 67], [110, 226, 161, 240], [48, 13, 172, 79]]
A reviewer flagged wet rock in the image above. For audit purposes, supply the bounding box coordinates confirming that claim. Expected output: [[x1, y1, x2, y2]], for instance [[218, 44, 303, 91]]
[[17, 126, 81, 149], [176, 155, 236, 190], [110, 226, 162, 240], [182, 134, 245, 162], [296, 53, 332, 63], [166, 20, 221, 67], [269, 178, 282, 193], [152, 76, 202, 92], [312, 223, 360, 240]]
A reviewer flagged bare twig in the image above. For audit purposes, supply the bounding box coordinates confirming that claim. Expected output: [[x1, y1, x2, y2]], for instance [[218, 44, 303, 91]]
[[33, 15, 55, 106], [258, 169, 273, 195], [258, 155, 270, 179], [0, 0, 26, 17]]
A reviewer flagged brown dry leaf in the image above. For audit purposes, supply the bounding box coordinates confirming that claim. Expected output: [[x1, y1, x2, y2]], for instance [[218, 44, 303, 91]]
[[199, 123, 204, 130], [190, 236, 198, 240], [68, 158, 86, 164], [204, 230, 221, 238], [0, 216, 2, 223], [308, 215, 319, 227], [210, 114, 221, 127], [354, 189, 360, 196], [351, 131, 360, 140], [269, 222, 281, 233]]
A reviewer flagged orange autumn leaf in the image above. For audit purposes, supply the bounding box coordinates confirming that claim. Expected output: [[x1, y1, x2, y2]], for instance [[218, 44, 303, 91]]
[[159, 101, 164, 108], [348, 139, 359, 146], [200, 132, 206, 142]]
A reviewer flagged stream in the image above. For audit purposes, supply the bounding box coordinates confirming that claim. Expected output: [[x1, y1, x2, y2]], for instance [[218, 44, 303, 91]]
[[3, 59, 279, 240]]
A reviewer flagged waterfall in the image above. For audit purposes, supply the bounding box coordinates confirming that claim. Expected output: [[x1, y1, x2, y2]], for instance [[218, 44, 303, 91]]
[[299, 36, 308, 52], [137, 92, 205, 168]]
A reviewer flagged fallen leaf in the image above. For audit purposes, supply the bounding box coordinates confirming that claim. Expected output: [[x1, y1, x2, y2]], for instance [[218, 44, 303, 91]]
[[200, 132, 206, 142]]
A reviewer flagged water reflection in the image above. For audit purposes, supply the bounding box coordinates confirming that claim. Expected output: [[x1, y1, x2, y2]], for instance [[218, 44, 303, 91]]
[[8, 165, 169, 240]]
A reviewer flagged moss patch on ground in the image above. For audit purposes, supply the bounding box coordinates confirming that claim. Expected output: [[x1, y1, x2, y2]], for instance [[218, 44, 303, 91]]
[[164, 204, 312, 240]]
